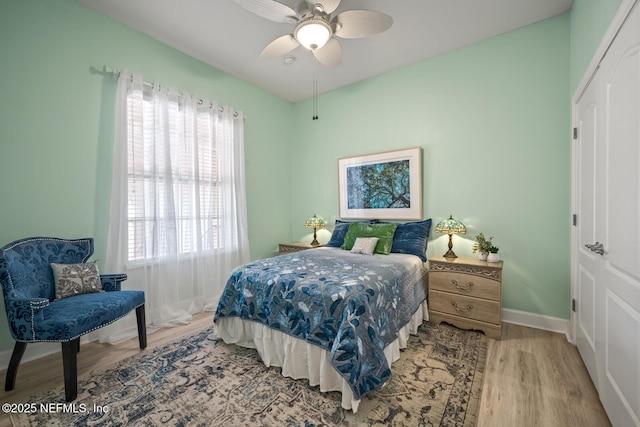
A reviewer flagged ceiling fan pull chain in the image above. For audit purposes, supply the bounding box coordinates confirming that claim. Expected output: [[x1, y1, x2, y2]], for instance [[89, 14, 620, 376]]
[[313, 54, 319, 120]]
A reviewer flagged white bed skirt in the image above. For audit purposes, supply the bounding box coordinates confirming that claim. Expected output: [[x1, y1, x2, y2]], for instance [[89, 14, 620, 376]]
[[213, 301, 429, 413]]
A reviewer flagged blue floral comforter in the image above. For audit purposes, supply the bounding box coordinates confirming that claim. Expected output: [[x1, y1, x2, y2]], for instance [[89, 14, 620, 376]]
[[213, 247, 428, 399]]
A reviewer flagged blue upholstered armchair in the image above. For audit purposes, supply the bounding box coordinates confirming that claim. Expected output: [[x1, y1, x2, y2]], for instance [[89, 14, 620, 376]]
[[0, 237, 146, 402]]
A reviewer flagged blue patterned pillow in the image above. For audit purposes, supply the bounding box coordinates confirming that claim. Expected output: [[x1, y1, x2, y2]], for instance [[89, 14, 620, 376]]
[[326, 219, 378, 248], [385, 219, 432, 262]]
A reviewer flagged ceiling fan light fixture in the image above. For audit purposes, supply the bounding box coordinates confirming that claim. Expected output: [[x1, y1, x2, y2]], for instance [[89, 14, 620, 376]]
[[294, 18, 331, 50]]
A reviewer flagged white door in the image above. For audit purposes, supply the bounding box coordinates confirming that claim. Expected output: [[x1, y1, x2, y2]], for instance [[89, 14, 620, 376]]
[[573, 2, 640, 426], [574, 72, 604, 390], [597, 4, 640, 424]]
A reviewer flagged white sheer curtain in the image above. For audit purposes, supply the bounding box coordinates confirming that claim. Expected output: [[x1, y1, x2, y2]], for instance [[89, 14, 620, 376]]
[[100, 70, 250, 343]]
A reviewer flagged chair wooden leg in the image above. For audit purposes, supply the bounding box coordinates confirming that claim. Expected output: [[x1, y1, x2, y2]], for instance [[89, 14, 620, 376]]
[[5, 341, 27, 391], [62, 338, 79, 402], [136, 304, 147, 349]]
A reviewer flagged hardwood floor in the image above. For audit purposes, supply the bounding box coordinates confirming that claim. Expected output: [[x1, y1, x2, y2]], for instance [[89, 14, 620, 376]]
[[478, 323, 611, 427], [0, 314, 611, 426]]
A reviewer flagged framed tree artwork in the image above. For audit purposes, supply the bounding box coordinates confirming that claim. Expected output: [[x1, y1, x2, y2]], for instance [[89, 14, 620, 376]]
[[338, 147, 422, 219]]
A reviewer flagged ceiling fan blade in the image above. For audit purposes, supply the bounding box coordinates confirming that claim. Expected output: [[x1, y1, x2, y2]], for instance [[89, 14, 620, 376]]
[[333, 10, 393, 39], [260, 34, 301, 59], [313, 38, 342, 67], [234, 0, 298, 23], [305, 0, 341, 14]]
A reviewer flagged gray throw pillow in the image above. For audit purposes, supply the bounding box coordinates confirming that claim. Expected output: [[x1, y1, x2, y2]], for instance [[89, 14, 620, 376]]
[[51, 262, 103, 299]]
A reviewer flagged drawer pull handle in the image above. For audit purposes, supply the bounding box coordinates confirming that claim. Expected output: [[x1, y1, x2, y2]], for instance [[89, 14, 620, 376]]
[[451, 301, 473, 313], [451, 279, 474, 291]]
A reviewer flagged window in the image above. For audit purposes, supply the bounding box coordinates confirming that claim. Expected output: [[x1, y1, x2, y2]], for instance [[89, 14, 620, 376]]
[[106, 71, 249, 329], [125, 86, 226, 262]]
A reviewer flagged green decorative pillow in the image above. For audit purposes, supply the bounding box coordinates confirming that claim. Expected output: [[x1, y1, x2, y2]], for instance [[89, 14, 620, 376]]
[[51, 262, 103, 300], [342, 222, 398, 255]]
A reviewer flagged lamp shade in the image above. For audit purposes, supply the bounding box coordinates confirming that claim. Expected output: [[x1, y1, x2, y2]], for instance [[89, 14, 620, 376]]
[[435, 215, 466, 235], [305, 214, 325, 230]]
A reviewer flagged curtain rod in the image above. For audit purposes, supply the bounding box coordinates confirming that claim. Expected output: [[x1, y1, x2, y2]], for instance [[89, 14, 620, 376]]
[[100, 65, 246, 119]]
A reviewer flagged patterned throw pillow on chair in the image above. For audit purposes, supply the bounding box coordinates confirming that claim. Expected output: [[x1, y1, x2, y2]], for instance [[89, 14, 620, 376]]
[[51, 262, 103, 299]]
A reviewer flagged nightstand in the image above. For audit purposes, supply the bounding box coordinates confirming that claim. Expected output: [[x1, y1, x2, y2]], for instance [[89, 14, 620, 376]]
[[428, 255, 503, 340], [278, 242, 322, 254]]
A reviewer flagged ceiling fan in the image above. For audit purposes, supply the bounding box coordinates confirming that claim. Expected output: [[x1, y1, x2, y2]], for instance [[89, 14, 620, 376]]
[[234, 0, 393, 67]]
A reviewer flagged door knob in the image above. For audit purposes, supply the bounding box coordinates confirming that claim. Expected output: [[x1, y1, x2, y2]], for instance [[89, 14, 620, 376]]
[[584, 241, 605, 255]]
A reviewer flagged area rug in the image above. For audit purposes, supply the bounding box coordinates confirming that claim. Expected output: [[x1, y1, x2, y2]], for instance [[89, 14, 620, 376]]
[[11, 322, 487, 427]]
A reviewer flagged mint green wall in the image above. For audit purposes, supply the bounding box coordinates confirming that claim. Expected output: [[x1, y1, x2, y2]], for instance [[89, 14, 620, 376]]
[[290, 14, 572, 320], [570, 0, 622, 92], [0, 0, 627, 354], [0, 0, 292, 352]]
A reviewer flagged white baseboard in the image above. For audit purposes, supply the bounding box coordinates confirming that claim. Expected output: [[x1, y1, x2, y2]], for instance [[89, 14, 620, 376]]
[[502, 308, 570, 341]]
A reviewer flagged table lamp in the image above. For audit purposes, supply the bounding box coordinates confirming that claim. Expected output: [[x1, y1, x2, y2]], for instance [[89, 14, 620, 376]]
[[304, 214, 325, 246], [435, 215, 466, 258]]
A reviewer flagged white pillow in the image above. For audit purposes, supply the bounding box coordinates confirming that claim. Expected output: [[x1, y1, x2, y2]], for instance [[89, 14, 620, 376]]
[[350, 237, 379, 255]]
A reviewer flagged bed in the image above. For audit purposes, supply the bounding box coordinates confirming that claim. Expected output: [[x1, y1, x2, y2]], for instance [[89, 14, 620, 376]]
[[213, 219, 431, 412]]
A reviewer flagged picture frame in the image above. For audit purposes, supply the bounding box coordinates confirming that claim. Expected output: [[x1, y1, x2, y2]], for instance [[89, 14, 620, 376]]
[[338, 147, 422, 220]]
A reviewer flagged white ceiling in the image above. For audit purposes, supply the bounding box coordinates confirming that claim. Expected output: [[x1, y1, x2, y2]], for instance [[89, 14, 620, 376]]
[[77, 0, 573, 102]]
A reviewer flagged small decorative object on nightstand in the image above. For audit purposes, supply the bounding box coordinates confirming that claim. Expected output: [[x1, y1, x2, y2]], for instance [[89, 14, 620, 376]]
[[304, 214, 325, 246], [472, 232, 493, 261], [278, 242, 322, 254], [487, 246, 500, 263], [428, 255, 503, 339], [434, 215, 466, 258]]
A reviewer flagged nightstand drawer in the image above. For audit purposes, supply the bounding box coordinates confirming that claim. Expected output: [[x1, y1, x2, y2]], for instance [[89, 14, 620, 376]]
[[429, 289, 501, 324], [430, 272, 500, 301]]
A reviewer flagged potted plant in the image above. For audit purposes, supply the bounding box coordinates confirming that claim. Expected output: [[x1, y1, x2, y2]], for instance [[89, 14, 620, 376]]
[[472, 232, 493, 261], [487, 245, 500, 263]]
